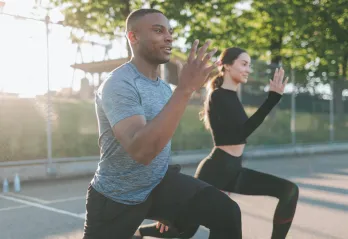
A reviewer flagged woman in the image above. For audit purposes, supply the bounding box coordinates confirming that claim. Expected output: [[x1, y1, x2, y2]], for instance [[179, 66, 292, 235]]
[[134, 47, 299, 239]]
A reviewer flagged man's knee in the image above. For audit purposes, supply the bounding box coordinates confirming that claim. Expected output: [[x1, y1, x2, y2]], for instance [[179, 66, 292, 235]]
[[225, 198, 241, 224], [177, 225, 199, 238], [187, 186, 242, 238], [203, 187, 241, 223]]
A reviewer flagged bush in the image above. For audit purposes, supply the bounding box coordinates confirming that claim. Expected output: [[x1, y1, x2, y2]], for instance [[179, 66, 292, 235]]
[[0, 98, 347, 162]]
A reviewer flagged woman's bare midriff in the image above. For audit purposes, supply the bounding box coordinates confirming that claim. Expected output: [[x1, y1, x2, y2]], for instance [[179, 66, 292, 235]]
[[216, 144, 245, 157]]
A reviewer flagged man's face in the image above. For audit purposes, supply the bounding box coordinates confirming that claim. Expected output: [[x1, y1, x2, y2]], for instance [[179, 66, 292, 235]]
[[130, 13, 173, 64]]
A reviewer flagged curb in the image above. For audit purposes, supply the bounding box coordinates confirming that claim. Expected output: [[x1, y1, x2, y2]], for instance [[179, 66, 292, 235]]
[[1, 142, 348, 183]]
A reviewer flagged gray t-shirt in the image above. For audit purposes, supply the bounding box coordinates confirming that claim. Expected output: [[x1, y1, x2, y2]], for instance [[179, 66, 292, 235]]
[[91, 62, 173, 205]]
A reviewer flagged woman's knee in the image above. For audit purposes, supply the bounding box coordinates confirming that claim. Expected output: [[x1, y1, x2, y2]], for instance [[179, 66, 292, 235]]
[[285, 181, 299, 202], [293, 183, 299, 198]]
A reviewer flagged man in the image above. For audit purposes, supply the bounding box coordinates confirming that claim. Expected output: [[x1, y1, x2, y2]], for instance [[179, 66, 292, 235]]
[[83, 8, 242, 239]]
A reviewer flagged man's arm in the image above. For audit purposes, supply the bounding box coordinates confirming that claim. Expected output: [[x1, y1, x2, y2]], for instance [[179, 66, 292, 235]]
[[105, 40, 217, 165], [113, 88, 192, 165]]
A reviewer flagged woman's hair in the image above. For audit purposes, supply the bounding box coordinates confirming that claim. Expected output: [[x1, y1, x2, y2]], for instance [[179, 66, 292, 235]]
[[199, 47, 246, 130]]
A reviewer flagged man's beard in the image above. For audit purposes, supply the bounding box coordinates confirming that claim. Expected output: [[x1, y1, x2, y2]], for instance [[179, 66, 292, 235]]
[[141, 46, 170, 65]]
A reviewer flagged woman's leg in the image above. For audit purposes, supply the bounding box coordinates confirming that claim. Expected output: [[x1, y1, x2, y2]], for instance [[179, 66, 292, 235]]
[[224, 167, 299, 239]]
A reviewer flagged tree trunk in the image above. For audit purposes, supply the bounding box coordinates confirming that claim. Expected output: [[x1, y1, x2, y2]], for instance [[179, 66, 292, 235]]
[[270, 32, 283, 67], [149, 0, 157, 8], [333, 52, 348, 121], [343, 53, 347, 80], [268, 32, 283, 120], [333, 78, 344, 121]]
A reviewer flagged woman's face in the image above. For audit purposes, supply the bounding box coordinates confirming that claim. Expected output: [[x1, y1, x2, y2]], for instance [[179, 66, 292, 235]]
[[224, 52, 251, 84]]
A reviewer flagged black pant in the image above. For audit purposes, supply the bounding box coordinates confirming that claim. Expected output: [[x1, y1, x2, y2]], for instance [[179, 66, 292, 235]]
[[139, 148, 299, 239], [82, 164, 242, 239]]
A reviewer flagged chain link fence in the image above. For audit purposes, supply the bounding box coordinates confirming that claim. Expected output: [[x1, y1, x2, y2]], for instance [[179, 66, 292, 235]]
[[243, 59, 347, 147]]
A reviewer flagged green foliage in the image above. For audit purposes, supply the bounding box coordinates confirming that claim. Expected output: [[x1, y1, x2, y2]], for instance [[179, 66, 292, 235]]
[[52, 0, 346, 84], [293, 0, 348, 80], [0, 98, 47, 161], [1, 98, 348, 161], [52, 0, 134, 38], [0, 98, 100, 162]]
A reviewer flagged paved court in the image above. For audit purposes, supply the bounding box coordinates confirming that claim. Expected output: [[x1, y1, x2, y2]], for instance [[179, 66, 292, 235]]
[[1, 153, 348, 238]]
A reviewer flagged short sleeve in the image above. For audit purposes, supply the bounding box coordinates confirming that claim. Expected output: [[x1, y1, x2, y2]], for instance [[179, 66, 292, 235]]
[[101, 74, 145, 127]]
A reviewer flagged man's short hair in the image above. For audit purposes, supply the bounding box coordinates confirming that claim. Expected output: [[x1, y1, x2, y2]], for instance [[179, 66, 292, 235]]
[[126, 8, 164, 32]]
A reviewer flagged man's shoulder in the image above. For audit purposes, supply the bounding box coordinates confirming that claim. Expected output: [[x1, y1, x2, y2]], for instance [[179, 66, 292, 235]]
[[97, 63, 139, 94], [106, 63, 139, 85]]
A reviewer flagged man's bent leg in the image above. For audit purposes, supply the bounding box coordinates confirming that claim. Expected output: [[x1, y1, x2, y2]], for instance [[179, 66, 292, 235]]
[[176, 186, 242, 239], [83, 184, 151, 239], [143, 167, 242, 239], [139, 187, 242, 239]]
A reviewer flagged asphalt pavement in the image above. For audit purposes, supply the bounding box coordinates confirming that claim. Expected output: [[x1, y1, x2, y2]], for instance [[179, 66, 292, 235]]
[[1, 153, 348, 239]]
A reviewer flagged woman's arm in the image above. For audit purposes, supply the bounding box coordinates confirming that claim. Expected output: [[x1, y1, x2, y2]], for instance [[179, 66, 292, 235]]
[[241, 91, 282, 139], [235, 67, 288, 140]]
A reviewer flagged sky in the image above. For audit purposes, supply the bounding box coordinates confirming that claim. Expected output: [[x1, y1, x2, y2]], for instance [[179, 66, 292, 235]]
[[0, 0, 128, 97]]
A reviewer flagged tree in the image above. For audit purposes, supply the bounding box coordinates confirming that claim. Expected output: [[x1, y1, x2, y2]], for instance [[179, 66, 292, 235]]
[[293, 0, 348, 119], [52, 0, 135, 57], [159, 1, 308, 75], [53, 0, 347, 115], [52, 0, 193, 58]]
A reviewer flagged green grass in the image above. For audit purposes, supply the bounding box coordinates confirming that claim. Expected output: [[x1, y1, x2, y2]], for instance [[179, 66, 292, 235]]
[[0, 98, 347, 162], [172, 105, 213, 151]]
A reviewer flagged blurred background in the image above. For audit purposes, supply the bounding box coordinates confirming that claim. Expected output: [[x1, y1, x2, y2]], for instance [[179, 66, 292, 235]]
[[1, 1, 348, 239], [0, 0, 347, 163]]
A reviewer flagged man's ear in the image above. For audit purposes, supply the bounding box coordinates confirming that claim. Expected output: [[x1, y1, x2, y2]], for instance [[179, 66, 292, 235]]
[[127, 31, 138, 44]]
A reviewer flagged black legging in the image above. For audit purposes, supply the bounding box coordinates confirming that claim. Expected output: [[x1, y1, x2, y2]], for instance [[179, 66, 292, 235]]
[[139, 186, 241, 239], [139, 148, 299, 239]]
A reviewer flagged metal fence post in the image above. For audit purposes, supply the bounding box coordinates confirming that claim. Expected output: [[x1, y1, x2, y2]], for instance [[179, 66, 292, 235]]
[[45, 12, 54, 175], [329, 79, 335, 143], [291, 68, 296, 145]]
